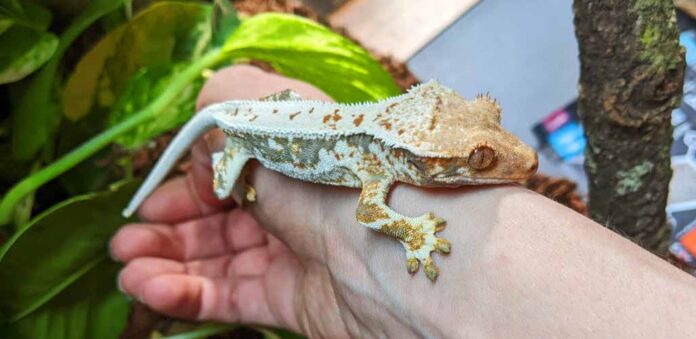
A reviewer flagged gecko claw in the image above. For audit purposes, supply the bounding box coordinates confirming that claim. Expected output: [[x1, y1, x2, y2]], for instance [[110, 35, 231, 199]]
[[245, 185, 257, 202], [424, 258, 439, 281], [428, 212, 447, 232], [406, 258, 420, 274], [435, 239, 451, 254]]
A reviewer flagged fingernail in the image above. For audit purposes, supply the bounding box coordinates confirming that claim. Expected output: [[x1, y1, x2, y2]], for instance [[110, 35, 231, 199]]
[[108, 241, 119, 263], [116, 270, 126, 294]]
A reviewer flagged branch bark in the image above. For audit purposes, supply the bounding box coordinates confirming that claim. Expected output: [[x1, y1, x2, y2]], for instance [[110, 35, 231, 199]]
[[573, 0, 685, 254]]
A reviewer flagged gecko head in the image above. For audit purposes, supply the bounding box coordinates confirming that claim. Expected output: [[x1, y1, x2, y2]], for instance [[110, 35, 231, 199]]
[[403, 89, 538, 185], [414, 128, 537, 185]]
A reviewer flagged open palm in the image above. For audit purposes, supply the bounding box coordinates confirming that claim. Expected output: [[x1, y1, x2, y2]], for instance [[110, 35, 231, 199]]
[[111, 66, 345, 335], [112, 171, 308, 327]]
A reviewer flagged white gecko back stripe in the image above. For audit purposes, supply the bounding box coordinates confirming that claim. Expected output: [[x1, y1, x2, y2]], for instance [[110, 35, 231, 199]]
[[206, 80, 471, 157]]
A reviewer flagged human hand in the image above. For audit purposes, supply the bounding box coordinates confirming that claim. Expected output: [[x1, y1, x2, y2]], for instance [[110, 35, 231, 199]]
[[110, 65, 441, 338], [111, 64, 696, 339]]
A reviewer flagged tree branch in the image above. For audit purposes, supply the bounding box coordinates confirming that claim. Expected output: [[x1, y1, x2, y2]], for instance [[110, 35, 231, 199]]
[[573, 0, 685, 253]]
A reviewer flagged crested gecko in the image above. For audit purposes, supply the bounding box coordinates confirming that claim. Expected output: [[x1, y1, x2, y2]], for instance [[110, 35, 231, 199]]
[[123, 80, 538, 281]]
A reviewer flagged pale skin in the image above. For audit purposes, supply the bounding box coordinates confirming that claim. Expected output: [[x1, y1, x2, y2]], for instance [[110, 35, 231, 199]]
[[111, 65, 696, 338]]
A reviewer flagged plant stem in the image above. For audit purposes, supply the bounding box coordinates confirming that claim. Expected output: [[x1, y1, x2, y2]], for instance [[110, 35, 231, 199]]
[[0, 49, 226, 226], [13, 162, 41, 228]]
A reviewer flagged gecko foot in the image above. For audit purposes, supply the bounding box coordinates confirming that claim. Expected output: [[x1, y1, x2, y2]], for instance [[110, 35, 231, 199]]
[[389, 212, 450, 281]]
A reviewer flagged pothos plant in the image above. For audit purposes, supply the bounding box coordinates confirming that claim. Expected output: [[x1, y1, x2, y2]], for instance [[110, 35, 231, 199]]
[[0, 0, 400, 338]]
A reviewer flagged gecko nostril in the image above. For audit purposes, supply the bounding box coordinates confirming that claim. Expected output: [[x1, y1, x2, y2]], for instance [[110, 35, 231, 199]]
[[529, 155, 538, 173]]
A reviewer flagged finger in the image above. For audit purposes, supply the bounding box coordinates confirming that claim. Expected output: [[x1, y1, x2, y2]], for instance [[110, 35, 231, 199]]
[[196, 65, 332, 111], [118, 257, 185, 297], [111, 209, 267, 262], [139, 175, 233, 223], [111, 223, 183, 262], [175, 209, 267, 260], [184, 247, 270, 278], [119, 260, 275, 324], [118, 250, 269, 296], [138, 268, 294, 327], [189, 137, 229, 208], [120, 256, 303, 331]]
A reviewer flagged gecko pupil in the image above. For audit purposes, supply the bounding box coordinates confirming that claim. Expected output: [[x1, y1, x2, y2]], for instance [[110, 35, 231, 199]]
[[468, 146, 495, 170]]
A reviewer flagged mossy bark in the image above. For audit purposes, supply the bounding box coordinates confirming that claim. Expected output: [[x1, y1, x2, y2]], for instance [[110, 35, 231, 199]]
[[573, 0, 685, 254]]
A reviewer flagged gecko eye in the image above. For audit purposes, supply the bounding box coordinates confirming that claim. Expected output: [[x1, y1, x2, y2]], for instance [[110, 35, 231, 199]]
[[467, 146, 496, 170]]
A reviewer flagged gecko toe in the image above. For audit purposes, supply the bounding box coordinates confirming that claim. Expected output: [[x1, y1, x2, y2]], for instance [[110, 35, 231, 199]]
[[435, 238, 451, 254], [406, 257, 420, 274], [425, 212, 447, 232], [245, 185, 257, 202], [399, 213, 450, 280], [424, 258, 439, 281]]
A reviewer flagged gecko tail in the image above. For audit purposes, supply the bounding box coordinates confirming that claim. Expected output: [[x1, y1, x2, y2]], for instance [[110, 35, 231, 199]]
[[122, 107, 219, 218]]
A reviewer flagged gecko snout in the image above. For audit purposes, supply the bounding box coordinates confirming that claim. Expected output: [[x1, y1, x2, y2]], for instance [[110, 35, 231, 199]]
[[528, 152, 539, 175], [523, 151, 539, 177]]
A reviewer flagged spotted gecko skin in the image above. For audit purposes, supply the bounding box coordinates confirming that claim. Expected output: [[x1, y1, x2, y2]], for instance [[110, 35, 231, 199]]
[[124, 80, 538, 281]]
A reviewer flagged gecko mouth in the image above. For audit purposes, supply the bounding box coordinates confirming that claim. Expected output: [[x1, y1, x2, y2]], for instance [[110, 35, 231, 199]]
[[469, 177, 529, 184], [434, 175, 530, 185]]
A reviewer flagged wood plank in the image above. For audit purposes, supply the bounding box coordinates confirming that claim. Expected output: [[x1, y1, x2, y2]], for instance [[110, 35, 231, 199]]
[[329, 0, 480, 61]]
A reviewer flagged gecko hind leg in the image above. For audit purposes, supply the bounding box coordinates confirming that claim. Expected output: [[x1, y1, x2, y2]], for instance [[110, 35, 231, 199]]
[[213, 89, 302, 203], [356, 174, 451, 281], [212, 138, 251, 201], [259, 89, 302, 101]]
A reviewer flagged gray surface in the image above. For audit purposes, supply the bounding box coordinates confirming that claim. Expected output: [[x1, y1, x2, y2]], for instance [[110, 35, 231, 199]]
[[408, 0, 582, 180]]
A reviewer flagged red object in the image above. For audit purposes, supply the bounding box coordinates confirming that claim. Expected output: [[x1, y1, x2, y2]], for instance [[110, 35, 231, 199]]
[[680, 228, 696, 256], [542, 109, 570, 132]]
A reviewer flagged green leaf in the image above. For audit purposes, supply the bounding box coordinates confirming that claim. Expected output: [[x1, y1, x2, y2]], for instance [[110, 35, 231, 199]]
[[0, 259, 129, 339], [109, 63, 204, 149], [211, 0, 239, 48], [0, 142, 30, 184], [0, 0, 55, 83], [255, 327, 306, 339], [0, 10, 401, 227], [0, 0, 52, 32], [57, 112, 120, 195], [0, 48, 224, 227], [12, 0, 127, 160], [153, 324, 306, 339], [224, 13, 400, 103], [0, 0, 22, 34], [61, 25, 126, 121], [63, 1, 213, 121], [0, 25, 58, 84], [0, 181, 138, 325], [157, 323, 240, 339], [0, 19, 11, 35]]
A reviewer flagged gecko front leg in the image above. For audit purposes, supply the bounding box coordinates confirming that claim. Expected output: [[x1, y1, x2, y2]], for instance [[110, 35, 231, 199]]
[[355, 173, 451, 281]]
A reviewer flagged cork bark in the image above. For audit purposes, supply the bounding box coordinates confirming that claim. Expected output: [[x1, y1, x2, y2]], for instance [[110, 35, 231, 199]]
[[573, 0, 685, 254]]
